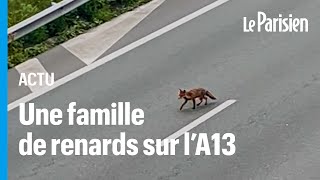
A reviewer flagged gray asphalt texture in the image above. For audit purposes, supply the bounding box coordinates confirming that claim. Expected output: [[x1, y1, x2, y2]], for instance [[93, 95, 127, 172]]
[[100, 0, 217, 57], [37, 45, 86, 81], [8, 0, 320, 179], [8, 45, 86, 103], [8, 69, 32, 103]]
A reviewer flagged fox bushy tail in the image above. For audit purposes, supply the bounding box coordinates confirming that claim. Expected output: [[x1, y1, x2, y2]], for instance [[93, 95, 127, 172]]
[[206, 91, 217, 100]]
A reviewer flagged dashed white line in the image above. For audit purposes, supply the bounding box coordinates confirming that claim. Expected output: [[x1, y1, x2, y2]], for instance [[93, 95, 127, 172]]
[[162, 99, 237, 145], [8, 0, 230, 111]]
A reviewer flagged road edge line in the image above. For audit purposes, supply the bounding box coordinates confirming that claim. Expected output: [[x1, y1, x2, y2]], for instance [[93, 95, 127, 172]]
[[8, 0, 230, 111]]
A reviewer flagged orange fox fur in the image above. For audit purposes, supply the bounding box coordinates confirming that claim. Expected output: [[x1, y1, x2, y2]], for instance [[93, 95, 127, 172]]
[[178, 88, 217, 110]]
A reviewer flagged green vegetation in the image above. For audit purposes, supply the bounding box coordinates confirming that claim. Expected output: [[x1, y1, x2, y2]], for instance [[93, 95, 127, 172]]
[[8, 0, 151, 68]]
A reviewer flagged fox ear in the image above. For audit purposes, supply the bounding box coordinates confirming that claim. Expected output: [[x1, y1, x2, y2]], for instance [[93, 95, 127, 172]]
[[179, 88, 182, 92]]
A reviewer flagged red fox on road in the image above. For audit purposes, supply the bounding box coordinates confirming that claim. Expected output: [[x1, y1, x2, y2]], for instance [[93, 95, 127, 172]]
[[178, 88, 217, 110]]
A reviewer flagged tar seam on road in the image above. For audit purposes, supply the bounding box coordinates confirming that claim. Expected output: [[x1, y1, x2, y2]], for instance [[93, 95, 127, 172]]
[[161, 99, 237, 146], [8, 0, 230, 111]]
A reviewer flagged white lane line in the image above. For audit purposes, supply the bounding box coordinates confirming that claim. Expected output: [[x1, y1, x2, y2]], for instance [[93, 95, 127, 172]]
[[15, 58, 52, 92], [62, 0, 165, 64], [162, 99, 237, 145], [8, 0, 230, 111]]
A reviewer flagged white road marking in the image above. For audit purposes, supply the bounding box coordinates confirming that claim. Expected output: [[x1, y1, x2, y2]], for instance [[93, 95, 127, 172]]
[[8, 0, 230, 111], [62, 0, 165, 64], [162, 99, 237, 146], [15, 58, 52, 92]]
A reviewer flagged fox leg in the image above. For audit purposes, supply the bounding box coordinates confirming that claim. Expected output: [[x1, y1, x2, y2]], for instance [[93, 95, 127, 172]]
[[197, 97, 203, 106], [204, 96, 208, 105], [180, 99, 188, 110], [192, 99, 196, 109]]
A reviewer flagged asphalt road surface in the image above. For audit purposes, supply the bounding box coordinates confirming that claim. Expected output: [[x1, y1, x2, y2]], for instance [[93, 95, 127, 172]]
[[8, 0, 320, 179]]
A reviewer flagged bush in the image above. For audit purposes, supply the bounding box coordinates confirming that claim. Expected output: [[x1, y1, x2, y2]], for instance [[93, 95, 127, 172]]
[[8, 0, 151, 69]]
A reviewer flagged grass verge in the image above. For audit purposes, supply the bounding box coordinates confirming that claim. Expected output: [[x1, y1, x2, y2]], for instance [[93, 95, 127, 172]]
[[8, 0, 151, 69]]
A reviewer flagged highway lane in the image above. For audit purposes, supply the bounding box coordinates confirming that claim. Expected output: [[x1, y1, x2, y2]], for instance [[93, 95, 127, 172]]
[[8, 0, 320, 179], [101, 0, 218, 57]]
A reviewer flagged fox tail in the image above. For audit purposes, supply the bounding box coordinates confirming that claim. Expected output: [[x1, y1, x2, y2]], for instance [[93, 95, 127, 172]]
[[206, 90, 217, 100]]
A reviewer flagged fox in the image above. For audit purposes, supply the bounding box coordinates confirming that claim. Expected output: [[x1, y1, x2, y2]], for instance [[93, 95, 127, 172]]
[[178, 88, 217, 110]]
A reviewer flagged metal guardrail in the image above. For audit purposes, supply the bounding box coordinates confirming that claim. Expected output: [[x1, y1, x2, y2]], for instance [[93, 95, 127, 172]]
[[8, 0, 91, 43]]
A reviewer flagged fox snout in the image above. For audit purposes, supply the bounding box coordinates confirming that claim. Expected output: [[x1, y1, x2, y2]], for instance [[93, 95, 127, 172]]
[[178, 94, 184, 99], [178, 89, 186, 99]]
